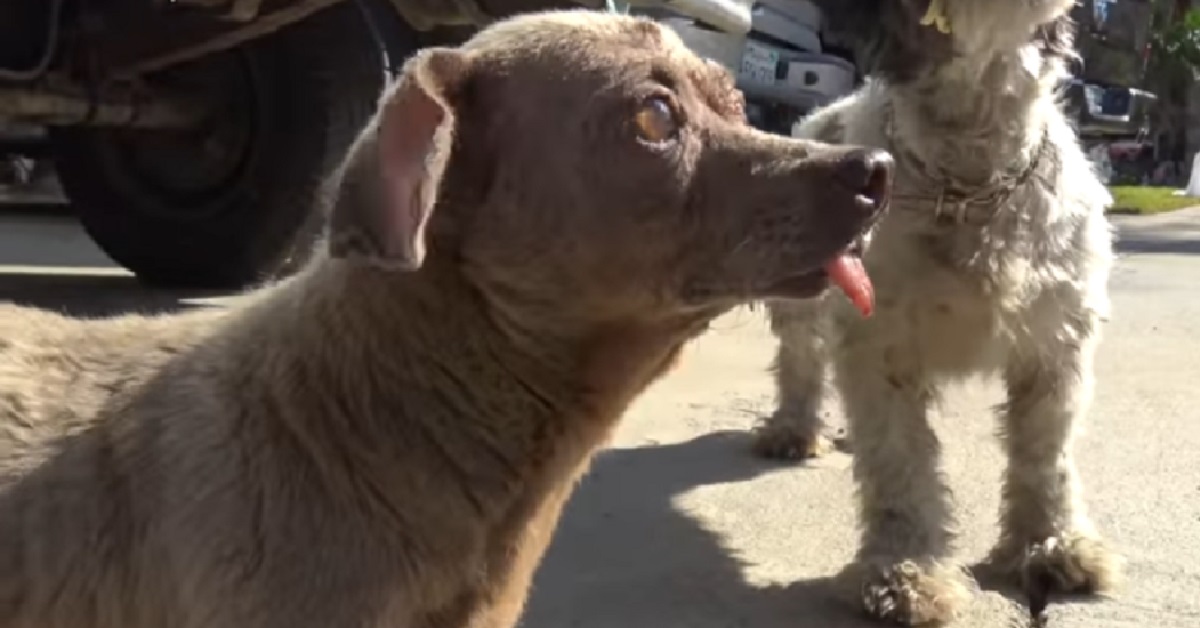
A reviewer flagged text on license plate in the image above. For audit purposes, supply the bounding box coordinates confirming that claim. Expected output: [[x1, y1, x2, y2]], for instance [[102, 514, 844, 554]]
[[739, 42, 780, 84]]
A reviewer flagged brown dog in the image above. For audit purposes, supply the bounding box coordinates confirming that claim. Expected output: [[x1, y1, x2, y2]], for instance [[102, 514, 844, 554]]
[[0, 10, 890, 628]]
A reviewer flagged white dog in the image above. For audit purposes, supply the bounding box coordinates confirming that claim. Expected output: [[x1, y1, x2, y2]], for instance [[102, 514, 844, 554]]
[[755, 1, 1122, 624]]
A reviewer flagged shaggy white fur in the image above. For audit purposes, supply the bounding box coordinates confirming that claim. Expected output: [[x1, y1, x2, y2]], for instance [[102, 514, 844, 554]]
[[756, 1, 1124, 624]]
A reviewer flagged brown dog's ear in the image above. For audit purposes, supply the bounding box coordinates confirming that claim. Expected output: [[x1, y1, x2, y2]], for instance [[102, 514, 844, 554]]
[[329, 47, 469, 270]]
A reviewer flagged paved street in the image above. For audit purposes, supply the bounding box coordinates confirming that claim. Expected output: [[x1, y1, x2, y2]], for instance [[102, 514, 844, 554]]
[[2, 207, 1199, 627]]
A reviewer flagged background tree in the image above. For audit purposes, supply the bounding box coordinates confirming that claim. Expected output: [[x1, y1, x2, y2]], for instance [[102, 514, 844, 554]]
[[1144, 0, 1200, 162]]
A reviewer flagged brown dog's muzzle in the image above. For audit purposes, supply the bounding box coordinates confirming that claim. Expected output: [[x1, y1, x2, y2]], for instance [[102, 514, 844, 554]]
[[822, 147, 893, 316], [686, 133, 894, 315]]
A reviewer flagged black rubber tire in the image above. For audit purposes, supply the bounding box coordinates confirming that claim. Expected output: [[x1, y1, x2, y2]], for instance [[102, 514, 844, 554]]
[[48, 2, 385, 289]]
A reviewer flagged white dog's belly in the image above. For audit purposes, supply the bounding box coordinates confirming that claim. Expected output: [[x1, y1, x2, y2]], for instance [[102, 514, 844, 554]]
[[838, 284, 1005, 378], [832, 232, 1018, 378], [910, 289, 1008, 376]]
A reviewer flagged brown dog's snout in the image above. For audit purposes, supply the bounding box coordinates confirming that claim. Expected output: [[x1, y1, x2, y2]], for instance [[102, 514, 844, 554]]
[[835, 149, 894, 214]]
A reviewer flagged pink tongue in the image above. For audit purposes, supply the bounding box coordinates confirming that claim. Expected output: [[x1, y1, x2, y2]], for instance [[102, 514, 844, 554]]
[[823, 254, 875, 317]]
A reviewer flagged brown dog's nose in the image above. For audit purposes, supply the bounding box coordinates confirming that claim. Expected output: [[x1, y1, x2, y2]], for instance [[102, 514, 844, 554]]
[[835, 149, 894, 213]]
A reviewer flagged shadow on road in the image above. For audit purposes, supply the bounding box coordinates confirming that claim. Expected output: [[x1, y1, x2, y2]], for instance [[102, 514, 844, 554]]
[[0, 210, 106, 269], [523, 428, 1054, 628], [523, 430, 881, 628], [1114, 216, 1200, 256], [1116, 235, 1200, 255], [0, 209, 227, 316], [0, 273, 223, 317]]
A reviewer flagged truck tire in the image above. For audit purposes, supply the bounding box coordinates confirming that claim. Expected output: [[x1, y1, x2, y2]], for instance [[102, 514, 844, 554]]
[[48, 2, 385, 289]]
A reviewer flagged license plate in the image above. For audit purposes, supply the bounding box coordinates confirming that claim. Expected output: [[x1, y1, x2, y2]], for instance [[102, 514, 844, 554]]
[[739, 41, 780, 85]]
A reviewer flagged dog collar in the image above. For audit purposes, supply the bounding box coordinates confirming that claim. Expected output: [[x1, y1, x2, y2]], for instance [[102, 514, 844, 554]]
[[882, 103, 1056, 226]]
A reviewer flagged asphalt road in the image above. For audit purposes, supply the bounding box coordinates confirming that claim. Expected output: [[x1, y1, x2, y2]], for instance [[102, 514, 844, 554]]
[[1, 207, 1198, 628]]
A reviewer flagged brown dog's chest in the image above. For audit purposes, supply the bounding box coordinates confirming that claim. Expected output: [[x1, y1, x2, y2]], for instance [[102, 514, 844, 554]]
[[436, 323, 695, 626]]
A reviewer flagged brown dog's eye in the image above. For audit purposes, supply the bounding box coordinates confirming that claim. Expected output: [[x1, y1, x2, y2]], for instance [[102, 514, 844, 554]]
[[634, 97, 678, 143]]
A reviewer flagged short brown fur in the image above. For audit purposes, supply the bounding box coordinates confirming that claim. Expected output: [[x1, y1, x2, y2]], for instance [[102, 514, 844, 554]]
[[0, 11, 888, 628]]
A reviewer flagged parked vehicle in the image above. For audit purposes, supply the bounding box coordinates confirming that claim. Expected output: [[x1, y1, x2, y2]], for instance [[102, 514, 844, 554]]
[[1, 1, 401, 288], [649, 1, 855, 135], [1064, 0, 1161, 183], [0, 0, 1156, 288]]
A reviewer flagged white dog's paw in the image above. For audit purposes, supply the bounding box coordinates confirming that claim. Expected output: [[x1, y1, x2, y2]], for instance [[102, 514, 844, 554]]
[[1005, 533, 1124, 596], [751, 413, 834, 460], [843, 558, 974, 626], [986, 532, 1123, 621]]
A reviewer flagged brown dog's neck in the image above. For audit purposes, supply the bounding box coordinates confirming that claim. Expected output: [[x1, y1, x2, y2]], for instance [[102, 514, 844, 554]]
[[225, 255, 707, 512]]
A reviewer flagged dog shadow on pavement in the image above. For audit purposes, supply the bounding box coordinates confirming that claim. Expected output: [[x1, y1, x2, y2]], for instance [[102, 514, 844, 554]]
[[0, 272, 222, 317], [521, 430, 884, 628]]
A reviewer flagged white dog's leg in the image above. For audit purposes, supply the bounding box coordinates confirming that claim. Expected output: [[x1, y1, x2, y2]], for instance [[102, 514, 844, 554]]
[[755, 300, 830, 459], [989, 330, 1124, 597], [833, 336, 973, 625]]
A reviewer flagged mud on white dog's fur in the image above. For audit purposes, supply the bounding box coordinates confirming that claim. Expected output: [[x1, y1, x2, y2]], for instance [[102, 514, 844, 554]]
[[755, 1, 1124, 624]]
